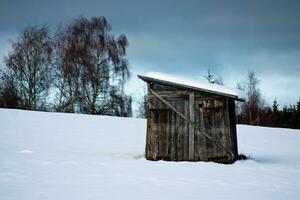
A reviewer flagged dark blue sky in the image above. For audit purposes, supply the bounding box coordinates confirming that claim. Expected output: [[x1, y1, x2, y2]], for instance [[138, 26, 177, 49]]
[[0, 0, 299, 106]]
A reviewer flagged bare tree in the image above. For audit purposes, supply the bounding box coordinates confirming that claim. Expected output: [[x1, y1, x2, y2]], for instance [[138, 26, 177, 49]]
[[54, 16, 131, 115], [136, 90, 148, 118], [106, 86, 132, 117], [54, 24, 81, 112], [238, 70, 263, 125], [204, 67, 215, 83], [246, 71, 262, 124], [4, 26, 53, 110], [0, 70, 20, 108], [235, 80, 245, 123]]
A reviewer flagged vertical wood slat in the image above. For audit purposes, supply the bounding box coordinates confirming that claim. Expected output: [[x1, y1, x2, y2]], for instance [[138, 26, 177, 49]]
[[170, 108, 176, 160], [146, 108, 155, 160], [189, 92, 195, 160], [199, 106, 207, 160], [158, 110, 163, 159], [194, 100, 200, 160], [184, 100, 189, 160], [176, 101, 182, 160], [145, 109, 151, 159], [165, 110, 170, 159], [153, 110, 158, 160], [218, 99, 226, 157]]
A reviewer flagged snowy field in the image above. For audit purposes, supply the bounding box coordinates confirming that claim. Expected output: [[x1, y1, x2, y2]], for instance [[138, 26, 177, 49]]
[[1, 108, 300, 200]]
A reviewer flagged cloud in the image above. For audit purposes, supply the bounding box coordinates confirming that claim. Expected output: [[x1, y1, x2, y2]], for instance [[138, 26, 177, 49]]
[[0, 0, 299, 105]]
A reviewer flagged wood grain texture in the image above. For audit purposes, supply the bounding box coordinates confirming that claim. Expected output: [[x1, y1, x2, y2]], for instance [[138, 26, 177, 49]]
[[189, 92, 195, 160]]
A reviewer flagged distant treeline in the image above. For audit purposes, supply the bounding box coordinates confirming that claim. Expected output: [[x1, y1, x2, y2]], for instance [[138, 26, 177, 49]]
[[0, 16, 132, 117], [237, 99, 300, 129], [235, 71, 300, 129]]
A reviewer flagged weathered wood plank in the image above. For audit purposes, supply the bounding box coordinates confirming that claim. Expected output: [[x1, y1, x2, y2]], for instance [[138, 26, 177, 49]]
[[199, 106, 208, 160], [170, 107, 176, 160], [193, 100, 200, 160], [176, 101, 182, 161], [153, 110, 159, 160], [189, 92, 195, 160], [145, 110, 151, 159], [158, 110, 163, 159], [146, 110, 155, 160], [183, 100, 189, 160]]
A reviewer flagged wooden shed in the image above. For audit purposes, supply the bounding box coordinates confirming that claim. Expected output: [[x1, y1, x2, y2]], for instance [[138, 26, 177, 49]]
[[138, 73, 245, 163]]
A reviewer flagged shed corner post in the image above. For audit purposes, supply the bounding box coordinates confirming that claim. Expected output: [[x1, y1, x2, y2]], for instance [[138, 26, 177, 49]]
[[145, 82, 153, 160]]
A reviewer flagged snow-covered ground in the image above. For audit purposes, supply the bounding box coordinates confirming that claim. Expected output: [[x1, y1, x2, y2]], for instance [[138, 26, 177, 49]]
[[0, 108, 300, 200]]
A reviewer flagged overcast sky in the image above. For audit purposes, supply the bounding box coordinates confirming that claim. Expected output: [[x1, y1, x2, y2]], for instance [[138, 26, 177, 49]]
[[0, 0, 299, 107]]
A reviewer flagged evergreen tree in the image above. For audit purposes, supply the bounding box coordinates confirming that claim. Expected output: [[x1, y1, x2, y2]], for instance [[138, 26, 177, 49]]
[[271, 99, 281, 127]]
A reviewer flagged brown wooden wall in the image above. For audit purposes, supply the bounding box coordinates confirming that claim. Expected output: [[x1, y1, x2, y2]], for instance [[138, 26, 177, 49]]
[[145, 83, 238, 162]]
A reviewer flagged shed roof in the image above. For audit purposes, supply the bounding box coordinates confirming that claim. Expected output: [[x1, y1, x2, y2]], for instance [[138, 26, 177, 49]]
[[138, 72, 245, 101]]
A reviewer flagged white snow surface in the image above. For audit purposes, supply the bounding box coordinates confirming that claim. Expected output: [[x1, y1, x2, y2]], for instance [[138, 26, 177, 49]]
[[1, 108, 300, 200], [141, 72, 246, 100]]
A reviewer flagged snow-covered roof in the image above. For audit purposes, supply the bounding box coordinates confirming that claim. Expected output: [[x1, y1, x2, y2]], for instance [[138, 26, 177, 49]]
[[138, 72, 246, 101]]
